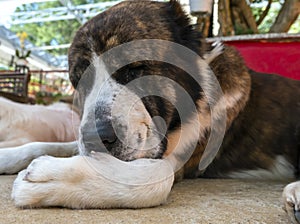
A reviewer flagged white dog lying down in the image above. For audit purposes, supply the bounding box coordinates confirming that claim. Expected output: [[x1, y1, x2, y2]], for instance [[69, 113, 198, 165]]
[[0, 97, 80, 148]]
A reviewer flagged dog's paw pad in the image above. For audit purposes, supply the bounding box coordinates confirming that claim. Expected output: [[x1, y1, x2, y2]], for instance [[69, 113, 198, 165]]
[[12, 169, 51, 208]]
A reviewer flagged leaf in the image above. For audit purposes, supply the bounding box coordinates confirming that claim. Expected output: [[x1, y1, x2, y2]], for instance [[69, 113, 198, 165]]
[[16, 49, 20, 58], [25, 50, 31, 58]]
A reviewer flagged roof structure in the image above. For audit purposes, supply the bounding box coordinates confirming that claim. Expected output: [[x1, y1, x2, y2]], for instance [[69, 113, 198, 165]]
[[10, 1, 121, 25], [0, 0, 121, 70], [0, 25, 66, 69]]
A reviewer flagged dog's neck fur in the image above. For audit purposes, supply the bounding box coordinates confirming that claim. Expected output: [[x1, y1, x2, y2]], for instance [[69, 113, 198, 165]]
[[165, 45, 252, 178], [209, 45, 251, 129]]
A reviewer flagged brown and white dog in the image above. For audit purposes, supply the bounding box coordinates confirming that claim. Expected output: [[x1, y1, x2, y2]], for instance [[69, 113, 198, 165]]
[[0, 1, 300, 222]]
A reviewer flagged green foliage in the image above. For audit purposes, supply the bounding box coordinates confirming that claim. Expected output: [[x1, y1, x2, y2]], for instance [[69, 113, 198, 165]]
[[11, 0, 112, 56], [289, 15, 300, 34], [251, 0, 300, 33], [251, 3, 280, 33], [15, 49, 20, 58], [25, 50, 31, 58], [35, 91, 63, 105], [234, 25, 255, 35], [15, 49, 31, 59]]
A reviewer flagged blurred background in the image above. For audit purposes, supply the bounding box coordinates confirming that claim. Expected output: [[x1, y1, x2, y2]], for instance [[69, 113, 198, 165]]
[[0, 0, 299, 104]]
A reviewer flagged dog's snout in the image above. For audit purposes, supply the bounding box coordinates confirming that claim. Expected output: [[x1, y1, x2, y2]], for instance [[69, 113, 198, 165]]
[[96, 120, 117, 144]]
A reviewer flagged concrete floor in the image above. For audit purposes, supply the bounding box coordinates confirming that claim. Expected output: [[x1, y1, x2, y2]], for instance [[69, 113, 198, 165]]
[[0, 175, 291, 224]]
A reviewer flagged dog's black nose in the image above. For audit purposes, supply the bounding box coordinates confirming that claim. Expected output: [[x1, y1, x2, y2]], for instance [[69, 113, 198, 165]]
[[96, 120, 117, 144]]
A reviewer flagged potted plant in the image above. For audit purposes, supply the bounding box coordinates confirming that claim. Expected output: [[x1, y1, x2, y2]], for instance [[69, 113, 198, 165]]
[[15, 31, 31, 66]]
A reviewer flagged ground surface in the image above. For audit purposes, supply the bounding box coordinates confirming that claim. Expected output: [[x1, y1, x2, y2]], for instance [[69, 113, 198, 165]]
[[0, 175, 291, 224]]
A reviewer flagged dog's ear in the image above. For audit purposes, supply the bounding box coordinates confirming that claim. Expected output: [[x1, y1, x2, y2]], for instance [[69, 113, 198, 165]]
[[168, 0, 190, 22], [164, 0, 204, 52], [208, 45, 251, 129]]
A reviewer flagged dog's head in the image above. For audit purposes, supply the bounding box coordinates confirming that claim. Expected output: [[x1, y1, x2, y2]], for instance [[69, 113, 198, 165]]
[[68, 0, 250, 162]]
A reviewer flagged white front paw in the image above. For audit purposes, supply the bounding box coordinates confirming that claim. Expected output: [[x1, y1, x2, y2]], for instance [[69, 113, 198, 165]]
[[11, 169, 43, 208], [283, 181, 300, 224], [11, 156, 66, 208]]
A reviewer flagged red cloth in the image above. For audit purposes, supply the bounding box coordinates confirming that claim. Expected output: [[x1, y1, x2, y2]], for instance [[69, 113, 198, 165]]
[[226, 41, 300, 80]]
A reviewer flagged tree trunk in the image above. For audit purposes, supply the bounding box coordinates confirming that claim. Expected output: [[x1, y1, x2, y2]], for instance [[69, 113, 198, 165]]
[[231, 0, 259, 34], [256, 0, 273, 26], [195, 14, 211, 37], [269, 0, 300, 33], [218, 0, 235, 36]]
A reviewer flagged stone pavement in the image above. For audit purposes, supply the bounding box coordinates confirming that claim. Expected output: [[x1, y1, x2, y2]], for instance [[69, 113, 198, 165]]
[[0, 175, 291, 223]]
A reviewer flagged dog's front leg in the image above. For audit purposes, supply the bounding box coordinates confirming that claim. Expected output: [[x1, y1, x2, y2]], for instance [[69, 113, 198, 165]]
[[282, 181, 300, 224], [12, 154, 174, 209], [0, 141, 78, 174], [0, 138, 31, 148]]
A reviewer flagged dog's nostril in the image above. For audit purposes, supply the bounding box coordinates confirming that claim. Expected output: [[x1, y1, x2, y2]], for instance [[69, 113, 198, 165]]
[[96, 121, 117, 144]]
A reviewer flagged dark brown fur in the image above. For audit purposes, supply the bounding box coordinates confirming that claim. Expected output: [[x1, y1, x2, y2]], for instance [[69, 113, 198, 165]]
[[201, 70, 300, 178], [182, 48, 300, 179]]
